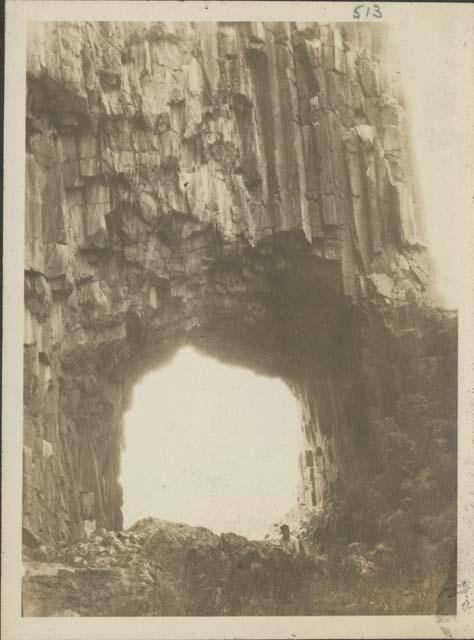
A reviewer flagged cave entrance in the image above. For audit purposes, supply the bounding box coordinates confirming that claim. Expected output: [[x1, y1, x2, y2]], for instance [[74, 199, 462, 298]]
[[120, 346, 302, 540]]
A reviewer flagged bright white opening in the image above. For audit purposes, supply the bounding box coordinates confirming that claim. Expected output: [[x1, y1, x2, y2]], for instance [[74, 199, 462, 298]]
[[120, 346, 302, 539]]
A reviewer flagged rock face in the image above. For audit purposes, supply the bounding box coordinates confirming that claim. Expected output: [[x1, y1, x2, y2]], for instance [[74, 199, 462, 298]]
[[23, 21, 456, 614]]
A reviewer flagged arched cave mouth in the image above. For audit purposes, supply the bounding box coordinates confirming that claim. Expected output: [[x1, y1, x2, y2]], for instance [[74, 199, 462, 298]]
[[119, 346, 302, 540]]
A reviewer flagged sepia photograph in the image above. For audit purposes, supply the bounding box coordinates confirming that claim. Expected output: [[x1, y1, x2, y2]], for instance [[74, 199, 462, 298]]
[[2, 1, 474, 638]]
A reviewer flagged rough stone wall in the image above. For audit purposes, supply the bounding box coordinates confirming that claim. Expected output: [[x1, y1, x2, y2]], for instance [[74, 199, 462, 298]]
[[24, 21, 447, 548]]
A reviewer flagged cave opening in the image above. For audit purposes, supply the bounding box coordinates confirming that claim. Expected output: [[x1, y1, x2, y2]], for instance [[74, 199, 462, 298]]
[[119, 345, 302, 540]]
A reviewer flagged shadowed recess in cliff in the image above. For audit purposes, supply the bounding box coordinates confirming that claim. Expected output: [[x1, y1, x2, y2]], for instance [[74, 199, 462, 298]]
[[120, 346, 302, 539]]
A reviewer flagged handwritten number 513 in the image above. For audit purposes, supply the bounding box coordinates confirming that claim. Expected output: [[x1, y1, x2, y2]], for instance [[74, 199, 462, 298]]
[[353, 4, 383, 19]]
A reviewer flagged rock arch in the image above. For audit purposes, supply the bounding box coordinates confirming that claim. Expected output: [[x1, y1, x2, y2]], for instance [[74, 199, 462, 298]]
[[24, 21, 455, 553]]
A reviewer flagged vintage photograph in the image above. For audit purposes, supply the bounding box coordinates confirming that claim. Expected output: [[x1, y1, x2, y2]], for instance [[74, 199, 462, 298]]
[[10, 5, 465, 627]]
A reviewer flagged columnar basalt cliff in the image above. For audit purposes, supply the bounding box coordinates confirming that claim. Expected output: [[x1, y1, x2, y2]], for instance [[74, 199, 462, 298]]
[[23, 21, 456, 614]]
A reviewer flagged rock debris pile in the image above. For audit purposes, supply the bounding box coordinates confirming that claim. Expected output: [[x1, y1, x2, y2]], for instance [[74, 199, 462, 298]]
[[24, 500, 453, 617]]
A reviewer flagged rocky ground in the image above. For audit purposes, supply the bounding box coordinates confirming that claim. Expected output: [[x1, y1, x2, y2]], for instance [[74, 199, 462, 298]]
[[23, 510, 454, 616]]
